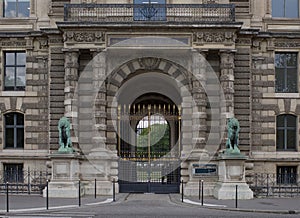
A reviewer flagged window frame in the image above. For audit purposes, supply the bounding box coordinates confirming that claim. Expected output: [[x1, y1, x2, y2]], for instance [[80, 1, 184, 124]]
[[272, 0, 300, 18], [4, 112, 24, 149], [275, 52, 298, 93], [3, 0, 30, 18], [276, 114, 297, 151], [3, 51, 26, 91]]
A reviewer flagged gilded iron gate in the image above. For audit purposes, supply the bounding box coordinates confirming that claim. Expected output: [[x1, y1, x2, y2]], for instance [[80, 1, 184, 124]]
[[118, 104, 181, 193]]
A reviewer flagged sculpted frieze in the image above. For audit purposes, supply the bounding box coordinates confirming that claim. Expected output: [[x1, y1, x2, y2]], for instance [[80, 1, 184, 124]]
[[274, 41, 300, 48], [63, 31, 105, 43], [194, 31, 235, 45], [1, 40, 26, 47]]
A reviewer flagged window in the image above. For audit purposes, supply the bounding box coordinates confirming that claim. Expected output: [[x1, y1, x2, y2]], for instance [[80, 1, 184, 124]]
[[134, 0, 166, 21], [275, 53, 298, 93], [4, 51, 26, 91], [277, 166, 297, 184], [272, 0, 299, 18], [3, 163, 23, 183], [3, 0, 30, 18], [276, 114, 297, 151], [4, 113, 24, 149]]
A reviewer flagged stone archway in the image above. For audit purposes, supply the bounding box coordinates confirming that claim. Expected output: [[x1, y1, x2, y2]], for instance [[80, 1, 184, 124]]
[[105, 57, 193, 193]]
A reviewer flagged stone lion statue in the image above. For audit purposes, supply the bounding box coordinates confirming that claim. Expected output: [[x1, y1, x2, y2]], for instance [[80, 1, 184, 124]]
[[225, 117, 240, 154], [58, 117, 73, 153]]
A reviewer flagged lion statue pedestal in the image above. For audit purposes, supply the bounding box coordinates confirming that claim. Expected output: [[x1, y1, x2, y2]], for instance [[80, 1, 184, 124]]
[[43, 153, 84, 198], [213, 154, 253, 200], [43, 117, 84, 198], [213, 118, 253, 200]]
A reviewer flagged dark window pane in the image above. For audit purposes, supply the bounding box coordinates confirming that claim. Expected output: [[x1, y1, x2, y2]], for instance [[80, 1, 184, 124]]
[[276, 129, 284, 150], [5, 53, 15, 65], [286, 0, 299, 18], [286, 53, 297, 67], [277, 115, 285, 127], [287, 69, 298, 93], [275, 53, 286, 68], [272, 0, 285, 17], [275, 68, 285, 92], [5, 128, 14, 148], [17, 128, 24, 148], [16, 52, 26, 65], [5, 113, 14, 125], [287, 115, 296, 127], [16, 114, 24, 125], [287, 130, 296, 150]]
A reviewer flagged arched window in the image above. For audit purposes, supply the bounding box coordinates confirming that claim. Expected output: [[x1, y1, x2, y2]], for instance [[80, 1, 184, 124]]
[[276, 114, 297, 151], [4, 112, 24, 149]]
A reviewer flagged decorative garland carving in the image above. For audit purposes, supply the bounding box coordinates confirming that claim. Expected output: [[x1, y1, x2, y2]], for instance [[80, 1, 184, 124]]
[[0, 40, 26, 47], [194, 31, 235, 45], [274, 41, 300, 48], [63, 31, 105, 43]]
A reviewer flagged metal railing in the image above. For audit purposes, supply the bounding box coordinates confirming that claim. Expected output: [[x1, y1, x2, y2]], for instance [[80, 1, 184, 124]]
[[0, 169, 51, 194], [64, 4, 235, 23], [246, 173, 300, 198]]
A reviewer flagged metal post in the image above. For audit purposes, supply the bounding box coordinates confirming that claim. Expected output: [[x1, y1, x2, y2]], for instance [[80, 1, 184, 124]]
[[113, 179, 116, 202], [181, 180, 184, 202], [6, 182, 9, 213], [78, 180, 81, 207], [201, 180, 204, 206], [235, 185, 238, 208], [266, 174, 269, 197], [94, 178, 97, 199], [46, 180, 49, 210], [198, 180, 201, 201], [28, 168, 31, 195]]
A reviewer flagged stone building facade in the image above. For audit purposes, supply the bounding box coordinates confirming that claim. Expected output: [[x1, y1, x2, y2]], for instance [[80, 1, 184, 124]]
[[0, 0, 299, 196]]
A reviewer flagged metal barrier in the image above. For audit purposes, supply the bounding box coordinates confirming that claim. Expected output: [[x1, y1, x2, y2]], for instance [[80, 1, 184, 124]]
[[0, 169, 50, 194], [246, 173, 300, 197], [64, 3, 235, 23]]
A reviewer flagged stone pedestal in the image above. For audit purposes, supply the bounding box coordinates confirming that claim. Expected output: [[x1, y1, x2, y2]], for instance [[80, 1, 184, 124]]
[[213, 153, 253, 199], [43, 153, 84, 198]]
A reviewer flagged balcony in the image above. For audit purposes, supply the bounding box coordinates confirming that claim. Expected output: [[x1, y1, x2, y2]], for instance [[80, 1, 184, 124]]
[[64, 4, 235, 23]]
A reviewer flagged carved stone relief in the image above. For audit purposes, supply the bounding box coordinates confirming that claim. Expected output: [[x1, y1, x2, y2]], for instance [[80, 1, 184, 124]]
[[138, 57, 160, 70], [274, 41, 300, 48], [194, 31, 235, 45], [0, 39, 26, 47], [63, 31, 105, 43]]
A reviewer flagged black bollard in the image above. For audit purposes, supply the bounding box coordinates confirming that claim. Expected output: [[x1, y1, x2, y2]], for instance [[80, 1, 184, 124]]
[[78, 180, 81, 207], [201, 180, 204, 206], [235, 185, 238, 208], [46, 180, 49, 210], [181, 180, 184, 203], [6, 182, 9, 213], [198, 180, 201, 201], [94, 178, 97, 199], [113, 179, 116, 202]]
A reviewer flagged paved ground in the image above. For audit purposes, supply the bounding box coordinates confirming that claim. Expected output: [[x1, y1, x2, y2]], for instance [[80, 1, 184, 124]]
[[0, 193, 299, 217]]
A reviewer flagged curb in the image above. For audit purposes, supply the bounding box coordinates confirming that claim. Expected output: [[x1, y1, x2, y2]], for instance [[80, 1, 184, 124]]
[[0, 194, 128, 215], [169, 195, 300, 215]]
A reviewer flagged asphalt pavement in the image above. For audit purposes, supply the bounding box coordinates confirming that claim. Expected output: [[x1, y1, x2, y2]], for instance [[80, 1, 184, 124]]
[[0, 193, 299, 217]]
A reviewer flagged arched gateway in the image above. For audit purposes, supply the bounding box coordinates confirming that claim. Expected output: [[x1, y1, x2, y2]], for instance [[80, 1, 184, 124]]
[[106, 57, 191, 193]]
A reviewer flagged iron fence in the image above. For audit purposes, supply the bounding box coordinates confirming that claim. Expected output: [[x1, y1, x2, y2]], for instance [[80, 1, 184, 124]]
[[0, 169, 50, 194], [246, 173, 300, 197], [64, 4, 235, 23]]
